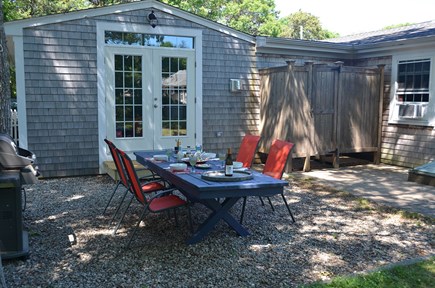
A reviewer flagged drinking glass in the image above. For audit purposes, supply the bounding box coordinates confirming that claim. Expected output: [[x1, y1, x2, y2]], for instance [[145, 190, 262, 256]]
[[166, 149, 172, 162], [189, 154, 198, 173], [218, 151, 226, 169]]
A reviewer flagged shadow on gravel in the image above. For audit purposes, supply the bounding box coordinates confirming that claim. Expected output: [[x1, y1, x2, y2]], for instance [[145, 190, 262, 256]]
[[2, 174, 434, 287]]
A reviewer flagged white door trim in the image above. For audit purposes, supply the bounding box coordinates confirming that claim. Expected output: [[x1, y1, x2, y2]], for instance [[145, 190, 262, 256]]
[[96, 21, 203, 172]]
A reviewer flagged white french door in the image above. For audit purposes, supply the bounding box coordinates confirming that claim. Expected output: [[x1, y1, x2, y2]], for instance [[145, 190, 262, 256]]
[[105, 46, 195, 152]]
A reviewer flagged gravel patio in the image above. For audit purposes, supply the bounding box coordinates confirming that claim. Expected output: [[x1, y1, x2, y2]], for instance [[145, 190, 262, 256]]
[[2, 173, 434, 287]]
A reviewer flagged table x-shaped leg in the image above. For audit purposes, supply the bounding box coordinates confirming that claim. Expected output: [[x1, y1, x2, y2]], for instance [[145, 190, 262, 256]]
[[187, 197, 250, 244]]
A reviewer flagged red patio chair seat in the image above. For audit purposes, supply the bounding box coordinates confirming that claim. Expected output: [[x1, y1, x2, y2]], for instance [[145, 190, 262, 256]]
[[117, 148, 191, 248], [104, 139, 167, 233]]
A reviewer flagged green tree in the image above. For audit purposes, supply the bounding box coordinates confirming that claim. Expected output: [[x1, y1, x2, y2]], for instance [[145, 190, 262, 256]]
[[161, 0, 281, 36], [3, 0, 89, 21], [279, 10, 338, 40], [89, 0, 135, 8], [0, 0, 12, 133], [383, 23, 414, 30]]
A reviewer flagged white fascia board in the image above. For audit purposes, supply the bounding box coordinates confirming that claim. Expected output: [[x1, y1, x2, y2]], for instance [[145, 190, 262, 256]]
[[352, 36, 435, 58], [4, 0, 255, 44], [256, 36, 352, 58], [256, 35, 435, 61]]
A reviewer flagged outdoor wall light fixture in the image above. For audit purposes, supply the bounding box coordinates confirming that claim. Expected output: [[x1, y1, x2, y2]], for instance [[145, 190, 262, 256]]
[[147, 11, 158, 28], [230, 79, 241, 92]]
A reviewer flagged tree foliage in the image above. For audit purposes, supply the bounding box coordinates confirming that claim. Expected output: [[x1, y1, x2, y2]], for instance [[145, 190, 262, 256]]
[[161, 0, 282, 36], [3, 0, 89, 21], [278, 10, 338, 40], [383, 23, 414, 30], [3, 0, 339, 39], [0, 0, 12, 133]]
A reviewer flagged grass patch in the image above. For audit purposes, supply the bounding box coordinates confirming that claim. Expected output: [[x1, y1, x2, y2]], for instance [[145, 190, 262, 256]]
[[354, 198, 374, 211], [304, 257, 435, 288]]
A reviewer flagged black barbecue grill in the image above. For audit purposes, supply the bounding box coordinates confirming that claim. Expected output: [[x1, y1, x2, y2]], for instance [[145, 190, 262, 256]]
[[0, 133, 39, 260]]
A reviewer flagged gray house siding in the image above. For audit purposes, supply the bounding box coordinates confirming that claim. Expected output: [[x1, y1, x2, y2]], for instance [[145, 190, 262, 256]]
[[355, 57, 435, 168], [23, 20, 99, 177], [20, 8, 260, 177], [202, 30, 259, 154]]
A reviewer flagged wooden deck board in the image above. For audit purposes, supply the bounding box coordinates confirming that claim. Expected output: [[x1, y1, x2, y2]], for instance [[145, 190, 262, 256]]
[[103, 160, 153, 182]]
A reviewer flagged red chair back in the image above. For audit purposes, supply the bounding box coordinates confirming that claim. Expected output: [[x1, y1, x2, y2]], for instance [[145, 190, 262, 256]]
[[263, 139, 294, 179], [236, 135, 261, 168], [117, 149, 147, 205], [104, 139, 129, 188]]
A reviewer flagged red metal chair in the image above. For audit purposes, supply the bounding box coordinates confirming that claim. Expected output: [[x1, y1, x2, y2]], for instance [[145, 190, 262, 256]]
[[236, 135, 261, 168], [117, 148, 191, 248], [104, 139, 164, 230], [240, 139, 296, 223]]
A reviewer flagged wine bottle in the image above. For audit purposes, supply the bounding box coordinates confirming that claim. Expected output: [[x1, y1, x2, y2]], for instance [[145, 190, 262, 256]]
[[225, 148, 233, 176]]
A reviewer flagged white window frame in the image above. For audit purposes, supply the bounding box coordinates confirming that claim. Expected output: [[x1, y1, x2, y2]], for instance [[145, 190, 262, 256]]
[[389, 51, 435, 127]]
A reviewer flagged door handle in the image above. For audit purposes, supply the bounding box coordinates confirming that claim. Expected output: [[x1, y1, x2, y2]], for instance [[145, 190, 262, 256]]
[[154, 104, 158, 108]]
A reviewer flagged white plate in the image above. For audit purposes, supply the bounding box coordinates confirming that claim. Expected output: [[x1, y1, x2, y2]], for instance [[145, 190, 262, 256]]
[[181, 157, 207, 164], [234, 167, 249, 172], [195, 163, 211, 169]]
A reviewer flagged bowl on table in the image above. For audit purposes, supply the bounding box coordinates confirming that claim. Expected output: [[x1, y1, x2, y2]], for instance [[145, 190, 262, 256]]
[[201, 152, 216, 159], [233, 161, 243, 169], [181, 157, 207, 165], [153, 154, 169, 161], [169, 163, 187, 172]]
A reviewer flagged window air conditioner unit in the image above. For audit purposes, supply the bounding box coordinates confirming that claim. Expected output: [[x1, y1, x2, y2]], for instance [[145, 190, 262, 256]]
[[398, 103, 426, 118]]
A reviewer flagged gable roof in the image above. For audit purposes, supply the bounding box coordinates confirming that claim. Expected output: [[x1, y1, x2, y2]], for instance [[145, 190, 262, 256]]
[[328, 20, 435, 45], [5, 0, 435, 59], [4, 0, 254, 43], [257, 20, 435, 59]]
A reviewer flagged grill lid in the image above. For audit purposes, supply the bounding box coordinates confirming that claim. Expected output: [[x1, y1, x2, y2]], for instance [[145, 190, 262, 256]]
[[0, 133, 35, 170]]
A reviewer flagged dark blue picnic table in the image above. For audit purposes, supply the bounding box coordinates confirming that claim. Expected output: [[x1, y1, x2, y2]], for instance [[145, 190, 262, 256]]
[[135, 151, 288, 244]]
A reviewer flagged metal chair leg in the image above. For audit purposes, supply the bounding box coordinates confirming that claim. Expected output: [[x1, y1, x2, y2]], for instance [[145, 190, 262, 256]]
[[113, 195, 134, 235], [174, 209, 179, 226], [259, 196, 265, 206], [109, 187, 129, 226], [240, 197, 247, 224], [266, 196, 275, 211], [281, 193, 295, 223], [103, 180, 121, 215], [187, 204, 194, 233], [0, 250, 7, 288], [126, 207, 148, 248]]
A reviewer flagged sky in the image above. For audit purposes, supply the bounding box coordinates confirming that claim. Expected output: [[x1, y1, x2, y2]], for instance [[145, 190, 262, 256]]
[[274, 0, 435, 36]]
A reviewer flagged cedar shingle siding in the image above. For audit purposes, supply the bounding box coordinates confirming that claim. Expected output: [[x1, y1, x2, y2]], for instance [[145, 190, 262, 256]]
[[24, 20, 99, 177], [21, 9, 260, 177]]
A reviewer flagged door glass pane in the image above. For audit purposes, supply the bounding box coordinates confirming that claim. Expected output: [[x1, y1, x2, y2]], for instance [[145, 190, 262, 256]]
[[114, 54, 143, 138], [161, 57, 188, 137], [134, 89, 142, 105]]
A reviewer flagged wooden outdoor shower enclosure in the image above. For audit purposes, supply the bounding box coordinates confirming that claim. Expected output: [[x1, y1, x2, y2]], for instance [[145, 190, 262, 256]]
[[259, 61, 385, 171]]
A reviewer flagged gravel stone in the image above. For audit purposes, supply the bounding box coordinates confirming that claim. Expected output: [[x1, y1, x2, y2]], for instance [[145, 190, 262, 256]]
[[2, 175, 434, 287]]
